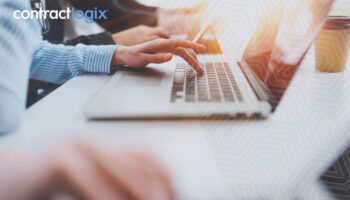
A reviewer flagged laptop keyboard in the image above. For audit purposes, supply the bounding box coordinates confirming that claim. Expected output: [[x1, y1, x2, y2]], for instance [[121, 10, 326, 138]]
[[171, 62, 244, 103]]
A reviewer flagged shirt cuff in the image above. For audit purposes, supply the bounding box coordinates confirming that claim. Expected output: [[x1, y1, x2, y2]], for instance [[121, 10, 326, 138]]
[[84, 45, 117, 74]]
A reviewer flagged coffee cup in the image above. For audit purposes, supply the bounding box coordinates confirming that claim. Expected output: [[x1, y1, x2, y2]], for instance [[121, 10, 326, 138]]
[[315, 16, 350, 73]]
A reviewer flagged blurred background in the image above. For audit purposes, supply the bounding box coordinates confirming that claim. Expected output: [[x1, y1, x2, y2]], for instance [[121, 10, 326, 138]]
[[138, 0, 350, 58]]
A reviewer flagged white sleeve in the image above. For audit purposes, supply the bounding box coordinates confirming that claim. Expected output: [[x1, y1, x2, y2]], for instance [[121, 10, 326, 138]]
[[0, 0, 41, 134]]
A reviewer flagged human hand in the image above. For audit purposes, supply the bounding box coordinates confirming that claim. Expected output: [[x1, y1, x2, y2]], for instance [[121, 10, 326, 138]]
[[157, 0, 209, 15], [50, 139, 173, 200], [0, 139, 173, 200], [157, 0, 209, 34], [112, 25, 170, 46], [112, 38, 206, 73]]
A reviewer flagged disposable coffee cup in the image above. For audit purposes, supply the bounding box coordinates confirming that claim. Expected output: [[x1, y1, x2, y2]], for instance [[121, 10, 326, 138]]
[[315, 16, 350, 73]]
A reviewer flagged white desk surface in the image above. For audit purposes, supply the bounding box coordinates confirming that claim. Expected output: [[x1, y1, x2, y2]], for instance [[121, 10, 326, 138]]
[[9, 49, 350, 200], [9, 2, 350, 199]]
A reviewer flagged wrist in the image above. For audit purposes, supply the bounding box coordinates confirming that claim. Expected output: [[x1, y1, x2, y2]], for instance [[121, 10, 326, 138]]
[[156, 8, 163, 15], [112, 33, 120, 44], [112, 46, 127, 66]]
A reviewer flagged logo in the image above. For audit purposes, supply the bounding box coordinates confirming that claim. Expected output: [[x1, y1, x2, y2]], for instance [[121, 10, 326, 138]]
[[13, 7, 108, 24]]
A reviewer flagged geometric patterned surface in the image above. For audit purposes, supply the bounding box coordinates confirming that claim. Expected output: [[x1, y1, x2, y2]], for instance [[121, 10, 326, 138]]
[[103, 0, 350, 198], [184, 0, 350, 199], [115, 0, 350, 199], [199, 60, 350, 199], [321, 146, 350, 200]]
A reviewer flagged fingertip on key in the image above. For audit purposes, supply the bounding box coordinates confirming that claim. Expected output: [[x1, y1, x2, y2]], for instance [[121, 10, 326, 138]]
[[197, 66, 205, 74]]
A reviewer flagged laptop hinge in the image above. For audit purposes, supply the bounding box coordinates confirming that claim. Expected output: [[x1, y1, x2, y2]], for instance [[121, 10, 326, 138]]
[[237, 61, 271, 103]]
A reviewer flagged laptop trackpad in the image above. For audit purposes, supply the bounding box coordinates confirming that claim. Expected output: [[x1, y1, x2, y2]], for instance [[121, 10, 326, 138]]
[[114, 69, 164, 88]]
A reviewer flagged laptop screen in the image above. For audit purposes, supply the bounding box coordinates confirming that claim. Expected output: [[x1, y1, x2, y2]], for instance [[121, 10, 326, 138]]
[[242, 0, 335, 109]]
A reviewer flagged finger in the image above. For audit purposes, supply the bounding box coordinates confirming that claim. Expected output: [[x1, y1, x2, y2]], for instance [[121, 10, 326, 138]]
[[153, 27, 170, 38], [56, 143, 127, 200], [148, 35, 161, 42], [175, 47, 204, 73], [141, 39, 206, 53], [90, 150, 170, 200], [79, 143, 165, 200], [184, 0, 209, 14], [166, 39, 207, 53], [78, 143, 141, 200], [134, 152, 174, 200], [143, 53, 173, 64], [123, 151, 173, 200], [91, 152, 143, 200], [142, 164, 172, 200], [188, 48, 197, 59]]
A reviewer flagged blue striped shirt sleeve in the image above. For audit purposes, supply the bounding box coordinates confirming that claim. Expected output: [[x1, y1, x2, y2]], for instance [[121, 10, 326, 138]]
[[30, 41, 117, 84]]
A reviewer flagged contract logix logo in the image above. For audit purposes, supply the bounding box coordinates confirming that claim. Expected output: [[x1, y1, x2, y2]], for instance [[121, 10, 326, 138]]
[[13, 7, 108, 24]]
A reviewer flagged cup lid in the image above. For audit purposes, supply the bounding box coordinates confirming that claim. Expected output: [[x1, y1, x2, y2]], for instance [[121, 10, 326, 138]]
[[323, 16, 350, 30]]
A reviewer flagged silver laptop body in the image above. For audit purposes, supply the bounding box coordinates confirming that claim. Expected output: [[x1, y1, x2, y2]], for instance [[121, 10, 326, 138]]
[[85, 55, 271, 119], [85, 0, 334, 120]]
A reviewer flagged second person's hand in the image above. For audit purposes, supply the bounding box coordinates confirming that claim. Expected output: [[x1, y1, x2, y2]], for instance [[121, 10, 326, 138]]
[[0, 138, 174, 200], [112, 38, 207, 73], [112, 25, 170, 46]]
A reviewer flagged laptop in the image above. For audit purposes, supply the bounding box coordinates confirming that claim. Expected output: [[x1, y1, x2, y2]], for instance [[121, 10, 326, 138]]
[[85, 0, 335, 120]]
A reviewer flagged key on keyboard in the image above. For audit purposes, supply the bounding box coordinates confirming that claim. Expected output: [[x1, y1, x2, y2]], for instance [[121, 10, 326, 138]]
[[170, 62, 244, 103]]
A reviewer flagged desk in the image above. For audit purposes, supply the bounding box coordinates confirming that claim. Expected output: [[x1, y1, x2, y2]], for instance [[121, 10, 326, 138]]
[[10, 1, 350, 199], [9, 48, 350, 199]]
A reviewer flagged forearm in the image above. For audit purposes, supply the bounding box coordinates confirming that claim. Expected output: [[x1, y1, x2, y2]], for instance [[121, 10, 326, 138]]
[[64, 32, 115, 46], [30, 41, 117, 84]]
